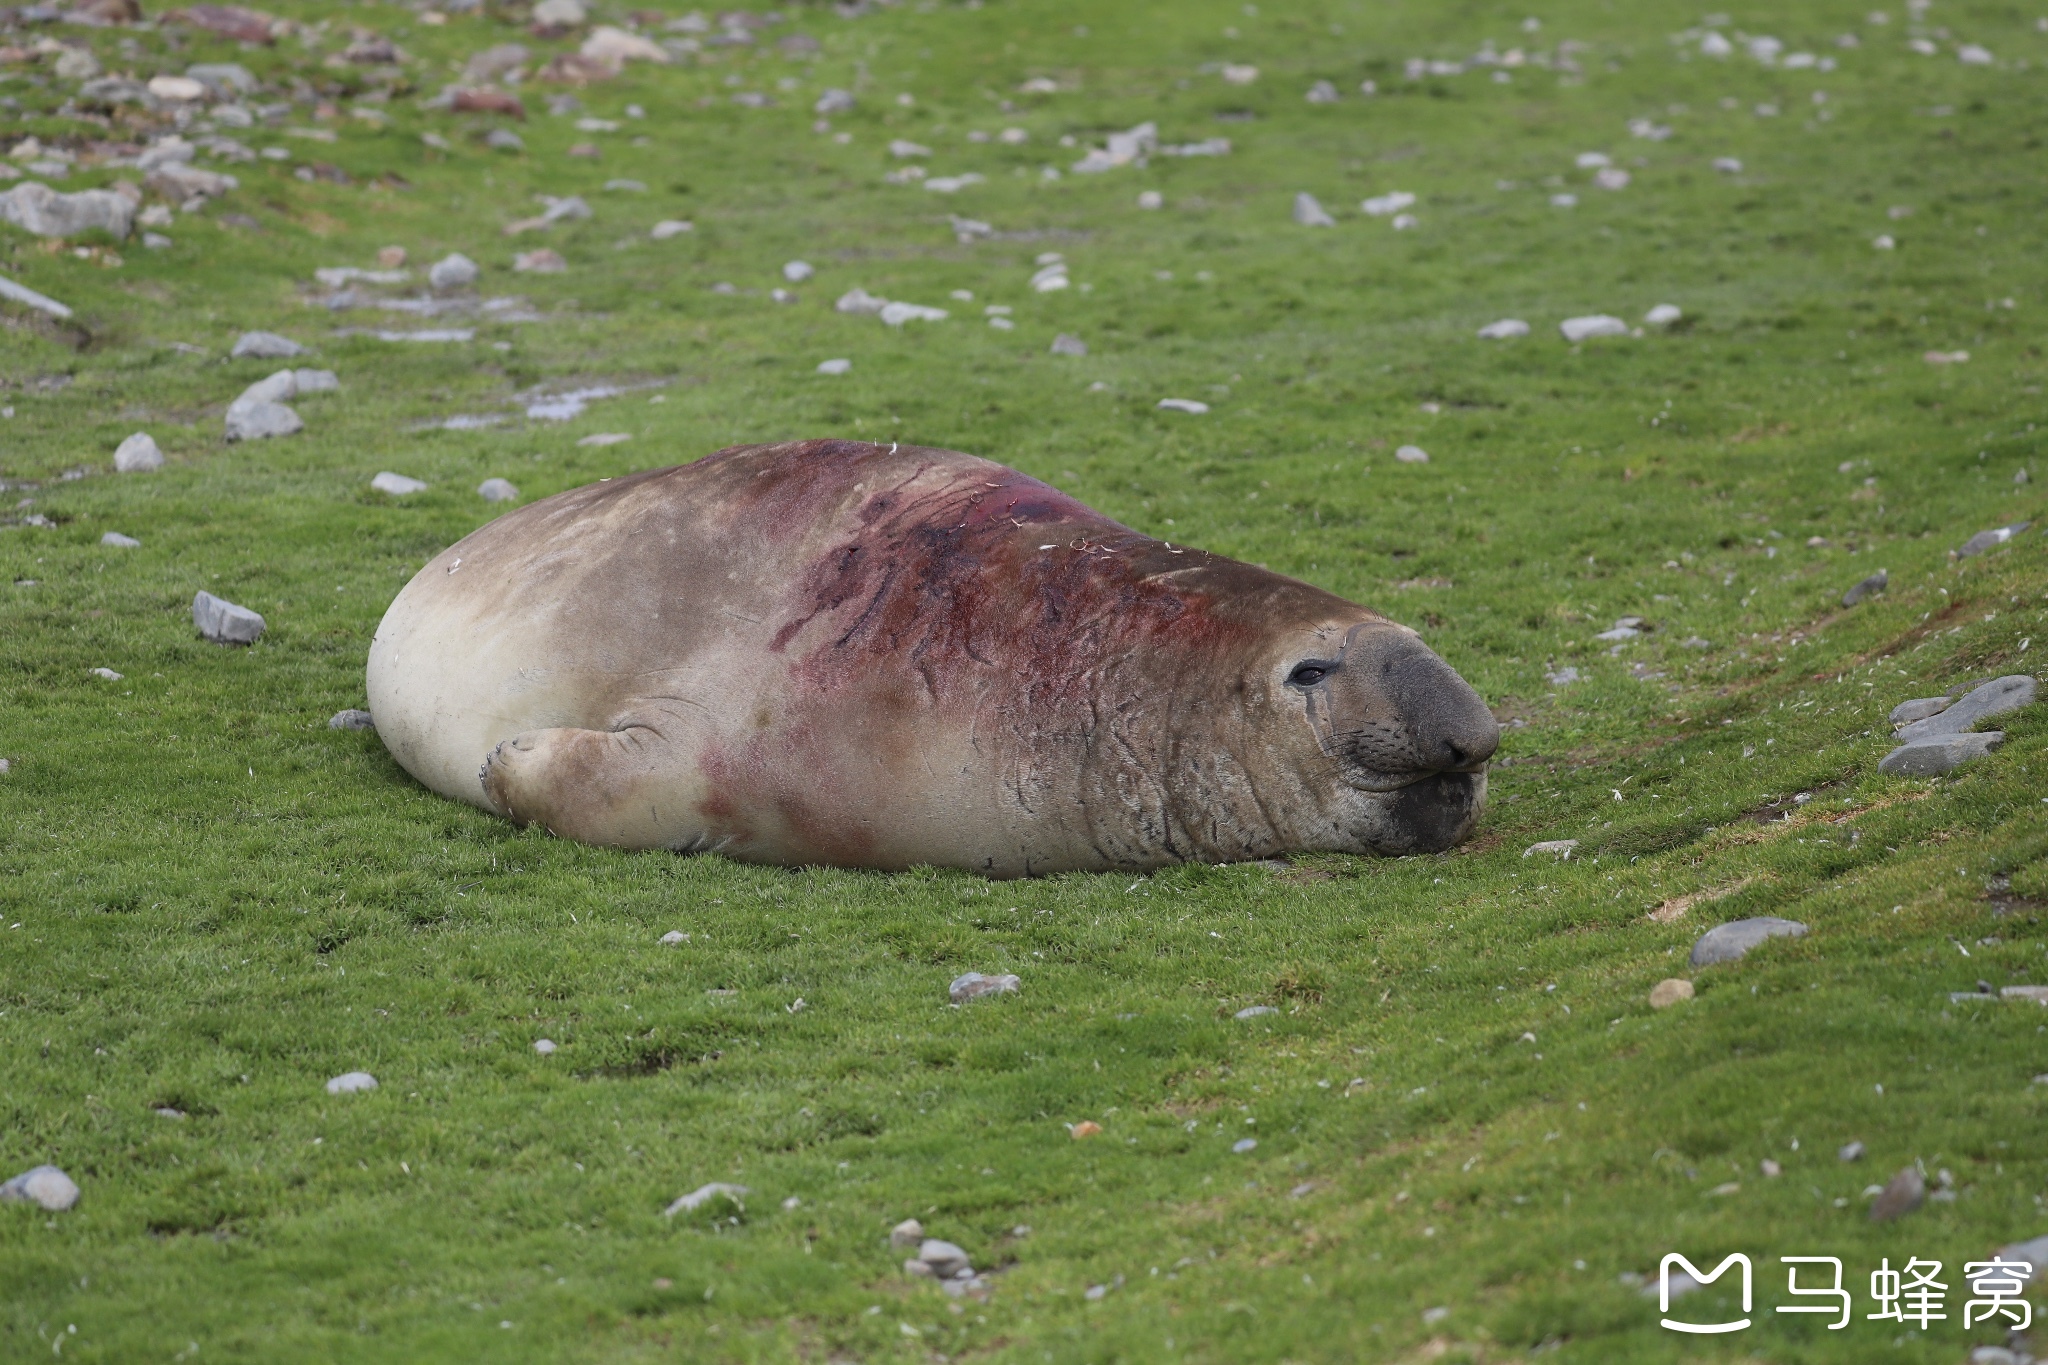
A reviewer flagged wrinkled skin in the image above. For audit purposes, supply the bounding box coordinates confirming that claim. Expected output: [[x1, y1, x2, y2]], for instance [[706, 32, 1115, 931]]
[[366, 440, 1499, 876]]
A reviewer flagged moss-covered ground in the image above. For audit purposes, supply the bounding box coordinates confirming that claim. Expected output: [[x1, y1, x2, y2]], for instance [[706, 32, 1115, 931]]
[[3, 0, 2047, 1359]]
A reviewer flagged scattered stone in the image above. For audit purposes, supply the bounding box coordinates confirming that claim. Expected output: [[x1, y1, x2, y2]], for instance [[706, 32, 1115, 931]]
[[428, 253, 480, 289], [329, 709, 375, 730], [325, 1071, 378, 1095], [918, 1239, 971, 1278], [92, 668, 124, 682], [0, 181, 135, 239], [1954, 521, 2031, 559], [1306, 79, 1339, 103], [1544, 665, 1581, 685], [0, 273, 74, 320], [1361, 190, 1415, 216], [192, 589, 266, 645], [879, 301, 948, 326], [1870, 1166, 1925, 1222], [231, 330, 306, 360], [1644, 303, 1682, 325], [1995, 1232, 2048, 1278], [662, 1182, 749, 1217], [1157, 398, 1209, 414], [1478, 318, 1530, 339], [949, 972, 1020, 1004], [816, 358, 851, 375], [1594, 167, 1631, 190], [478, 477, 519, 502], [1395, 445, 1429, 464], [113, 431, 164, 472], [890, 1218, 925, 1250], [1841, 569, 1887, 606], [1523, 839, 1577, 859], [371, 472, 428, 495], [533, 1038, 557, 1054], [1137, 190, 1163, 209], [1690, 916, 1808, 967], [1234, 1005, 1278, 1019], [1233, 1138, 1258, 1153], [1761, 1159, 1783, 1177], [659, 930, 688, 945], [1292, 191, 1336, 227], [582, 25, 669, 68], [814, 88, 855, 115], [100, 532, 140, 548], [1839, 1141, 1865, 1162], [1880, 733, 2006, 776], [224, 396, 301, 442], [1049, 333, 1088, 357], [577, 432, 630, 446], [464, 42, 530, 83], [1649, 978, 1695, 1008], [1924, 349, 1970, 365], [2003, 985, 2048, 1005], [1071, 1120, 1102, 1139], [1713, 156, 1743, 172], [0, 1166, 79, 1212], [783, 260, 814, 283], [1889, 696, 1951, 726], [513, 248, 566, 273], [649, 219, 693, 239], [1894, 676, 2036, 742], [1560, 314, 1629, 341], [532, 0, 586, 25]]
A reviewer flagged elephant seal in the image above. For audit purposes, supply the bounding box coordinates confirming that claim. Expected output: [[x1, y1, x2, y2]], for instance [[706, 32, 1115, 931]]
[[366, 439, 1498, 876]]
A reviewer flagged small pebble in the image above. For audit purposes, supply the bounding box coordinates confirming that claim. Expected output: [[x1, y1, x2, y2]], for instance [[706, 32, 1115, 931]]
[[1477, 318, 1530, 339], [1648, 978, 1694, 1008], [1234, 1005, 1277, 1020], [1870, 1165, 1925, 1222], [1760, 1159, 1782, 1177], [513, 249, 567, 273], [92, 667, 123, 681], [1049, 333, 1088, 357], [0, 1165, 80, 1212], [328, 709, 375, 731], [949, 972, 1020, 1004], [325, 1071, 378, 1095], [478, 477, 520, 503], [1839, 1141, 1866, 1162], [533, 1038, 557, 1054], [662, 1182, 749, 1216], [428, 253, 480, 289], [372, 472, 428, 495], [816, 358, 852, 375], [660, 930, 689, 945], [1292, 192, 1336, 227], [1559, 314, 1629, 342], [1157, 398, 1210, 414], [1643, 303, 1682, 325], [1689, 917, 1808, 967], [1395, 445, 1429, 464], [1522, 839, 1577, 859], [192, 589, 266, 645], [1137, 190, 1163, 209], [918, 1239, 971, 1279], [890, 1218, 925, 1251], [1071, 1120, 1102, 1139], [1421, 1306, 1450, 1326], [650, 220, 693, 239], [231, 330, 306, 359], [1841, 569, 1887, 606], [100, 532, 140, 548], [113, 432, 164, 473], [1232, 1138, 1258, 1153], [578, 433, 631, 447], [783, 260, 814, 282]]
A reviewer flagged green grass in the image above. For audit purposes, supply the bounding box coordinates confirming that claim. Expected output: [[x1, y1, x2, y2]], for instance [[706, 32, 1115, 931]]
[[4, 0, 2048, 1359]]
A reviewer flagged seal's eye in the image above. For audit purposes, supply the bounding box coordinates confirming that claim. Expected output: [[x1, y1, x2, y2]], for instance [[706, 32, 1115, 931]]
[[1287, 662, 1332, 688]]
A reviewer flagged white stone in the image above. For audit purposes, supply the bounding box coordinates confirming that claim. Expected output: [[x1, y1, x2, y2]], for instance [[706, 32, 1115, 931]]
[[1478, 318, 1530, 339], [478, 477, 519, 502], [1523, 839, 1578, 858], [1361, 190, 1416, 216], [782, 260, 814, 283], [1233, 1138, 1258, 1153], [1958, 43, 1993, 64], [293, 369, 339, 393], [662, 1182, 749, 1216], [1644, 303, 1682, 325], [918, 1239, 972, 1278], [1575, 151, 1612, 169], [1049, 333, 1087, 357], [835, 287, 889, 315], [1559, 314, 1629, 341], [113, 431, 164, 472], [225, 400, 302, 442], [1550, 193, 1578, 208], [1305, 79, 1338, 104], [878, 301, 947, 325], [148, 75, 207, 102], [1234, 1005, 1278, 1019], [371, 472, 428, 495], [0, 1166, 79, 1212], [1594, 167, 1630, 190], [428, 253, 479, 289], [1873, 234, 1896, 250], [1221, 63, 1258, 85], [1137, 190, 1163, 209], [814, 88, 854, 115], [660, 930, 689, 945], [193, 590, 266, 644], [533, 1038, 557, 1054], [231, 330, 305, 359], [325, 1071, 378, 1094], [888, 139, 931, 158], [578, 433, 630, 447], [101, 532, 140, 547], [649, 219, 693, 239], [1394, 445, 1429, 464], [1292, 192, 1336, 227], [532, 0, 585, 25], [890, 1218, 924, 1250], [582, 25, 669, 66], [949, 972, 1021, 1003], [0, 182, 134, 240], [816, 358, 852, 375], [923, 174, 986, 194], [1700, 30, 1733, 56], [329, 709, 375, 730], [92, 667, 123, 681], [1157, 398, 1209, 414], [1713, 157, 1744, 173]]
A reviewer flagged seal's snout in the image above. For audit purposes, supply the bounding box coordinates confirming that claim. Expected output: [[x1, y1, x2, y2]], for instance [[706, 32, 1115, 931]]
[[1373, 633, 1500, 773]]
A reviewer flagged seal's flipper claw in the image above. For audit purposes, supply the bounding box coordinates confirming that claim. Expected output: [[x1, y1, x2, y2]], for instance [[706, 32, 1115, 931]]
[[480, 726, 699, 848]]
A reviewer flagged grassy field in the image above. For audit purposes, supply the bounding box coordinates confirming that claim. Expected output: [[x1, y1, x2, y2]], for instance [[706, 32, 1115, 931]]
[[3, 0, 2047, 1359]]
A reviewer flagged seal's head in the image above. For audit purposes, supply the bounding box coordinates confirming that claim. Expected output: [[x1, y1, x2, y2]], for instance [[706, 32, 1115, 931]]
[[1254, 616, 1500, 855]]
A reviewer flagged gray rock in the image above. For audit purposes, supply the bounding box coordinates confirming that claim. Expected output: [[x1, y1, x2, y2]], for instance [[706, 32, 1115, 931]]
[[328, 709, 375, 730], [324, 1071, 378, 1094], [0, 273, 74, 319], [186, 62, 258, 95], [371, 472, 427, 495], [145, 163, 237, 202], [1049, 333, 1088, 356], [113, 432, 164, 472], [485, 128, 525, 152], [193, 590, 266, 645], [662, 1182, 749, 1217], [1234, 1005, 1278, 1019], [1560, 314, 1629, 341], [814, 88, 855, 115], [782, 260, 814, 283], [463, 43, 530, 83], [0, 182, 136, 239], [1292, 191, 1337, 227], [532, 0, 585, 25], [1841, 569, 1887, 606], [890, 1218, 925, 1250], [231, 330, 307, 359], [55, 46, 101, 80], [532, 1038, 557, 1054], [293, 369, 339, 394], [234, 369, 299, 407], [100, 532, 140, 548], [0, 1165, 80, 1212], [1955, 521, 2030, 559], [478, 477, 520, 503], [224, 399, 302, 441], [1889, 696, 1952, 726], [1690, 916, 1808, 967], [918, 1239, 971, 1279], [948, 971, 1020, 1004], [1879, 732, 2005, 776], [76, 77, 153, 111], [1995, 1232, 2048, 1277], [659, 929, 688, 945], [1894, 675, 2036, 742], [1839, 1141, 1865, 1161], [429, 253, 480, 289], [1870, 1165, 1925, 1222]]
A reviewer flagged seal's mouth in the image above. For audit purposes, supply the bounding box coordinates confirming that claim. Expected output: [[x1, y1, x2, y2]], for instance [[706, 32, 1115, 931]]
[[1373, 769, 1488, 854], [1339, 757, 1491, 794]]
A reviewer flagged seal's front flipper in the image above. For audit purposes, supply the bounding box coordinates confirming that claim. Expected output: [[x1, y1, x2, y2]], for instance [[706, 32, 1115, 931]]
[[480, 725, 703, 848]]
